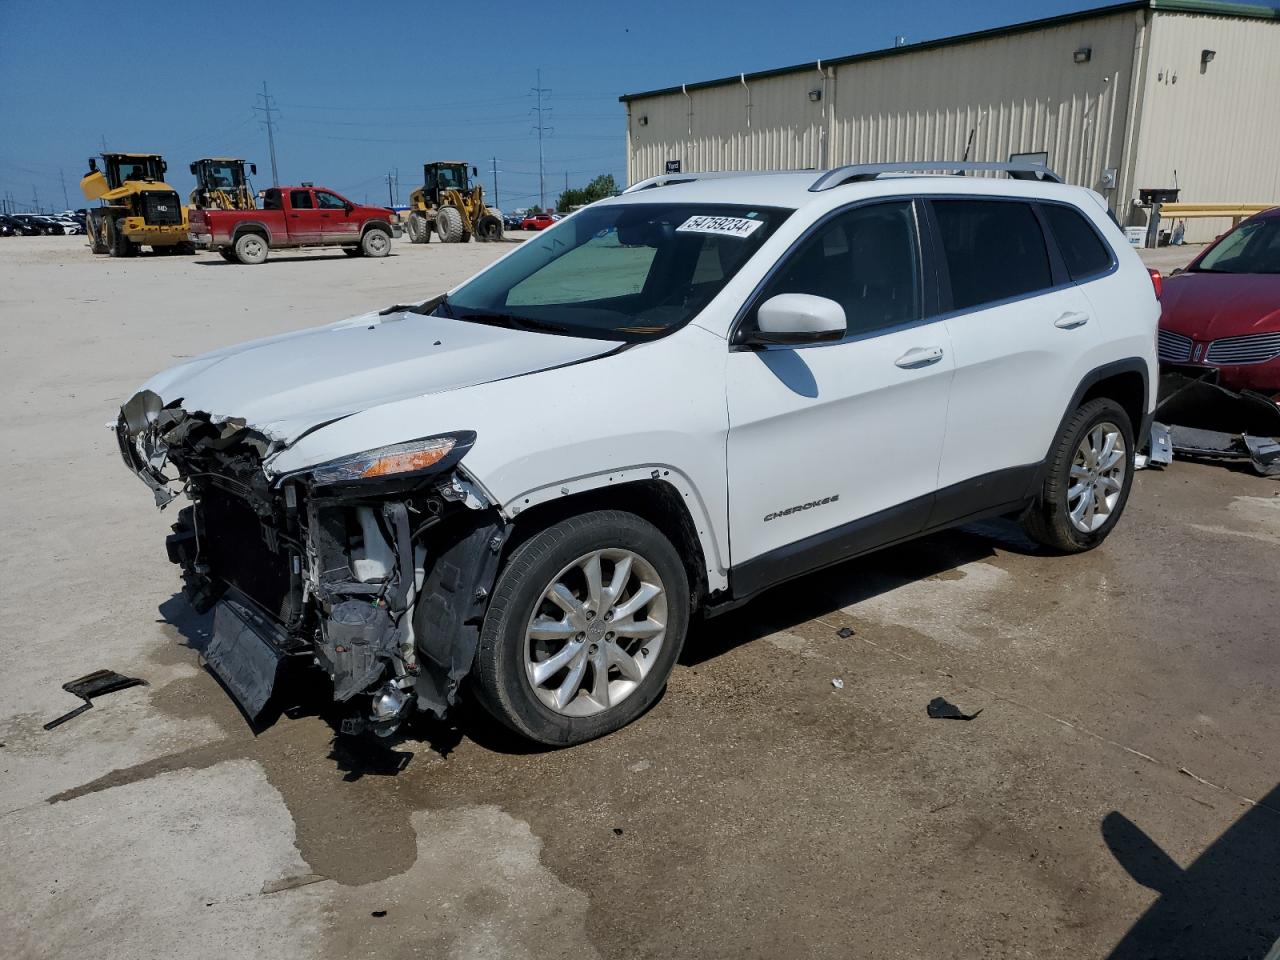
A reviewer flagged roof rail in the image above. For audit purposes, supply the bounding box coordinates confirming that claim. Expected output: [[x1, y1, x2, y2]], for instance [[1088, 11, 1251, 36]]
[[809, 161, 1063, 192], [622, 169, 793, 194]]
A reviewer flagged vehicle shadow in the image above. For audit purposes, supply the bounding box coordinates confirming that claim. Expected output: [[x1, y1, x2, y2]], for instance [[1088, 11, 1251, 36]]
[[193, 252, 399, 266], [684, 516, 1039, 667], [1102, 785, 1280, 958]]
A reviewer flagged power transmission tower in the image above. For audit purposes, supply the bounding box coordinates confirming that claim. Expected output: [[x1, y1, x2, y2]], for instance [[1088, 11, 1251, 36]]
[[59, 169, 69, 210], [32, 185, 39, 213], [490, 156, 499, 209], [254, 82, 281, 186], [530, 69, 553, 211]]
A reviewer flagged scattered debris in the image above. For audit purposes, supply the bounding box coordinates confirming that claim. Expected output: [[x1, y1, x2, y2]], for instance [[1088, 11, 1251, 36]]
[[836, 626, 855, 638], [612, 827, 624, 836], [926, 696, 981, 721], [371, 910, 388, 918], [260, 873, 326, 895], [627, 759, 653, 773], [43, 670, 147, 730], [831, 678, 845, 689], [1137, 422, 1174, 469]]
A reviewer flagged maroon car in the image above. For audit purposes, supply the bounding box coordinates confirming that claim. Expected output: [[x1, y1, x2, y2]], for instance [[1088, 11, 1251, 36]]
[[1157, 208, 1280, 399]]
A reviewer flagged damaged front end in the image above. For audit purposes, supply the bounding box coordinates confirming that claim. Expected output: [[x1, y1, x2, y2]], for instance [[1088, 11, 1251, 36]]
[[117, 389, 505, 736]]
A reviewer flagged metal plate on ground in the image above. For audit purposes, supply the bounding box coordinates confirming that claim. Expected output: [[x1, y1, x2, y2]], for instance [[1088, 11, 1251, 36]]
[[205, 597, 287, 719]]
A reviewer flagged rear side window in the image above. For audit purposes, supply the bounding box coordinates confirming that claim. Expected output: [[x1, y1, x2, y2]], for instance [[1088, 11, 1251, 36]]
[[1041, 203, 1113, 279], [932, 200, 1052, 310], [290, 190, 314, 209]]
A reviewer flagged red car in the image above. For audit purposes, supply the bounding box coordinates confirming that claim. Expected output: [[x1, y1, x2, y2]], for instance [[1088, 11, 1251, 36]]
[[1157, 207, 1280, 399], [520, 213, 556, 231]]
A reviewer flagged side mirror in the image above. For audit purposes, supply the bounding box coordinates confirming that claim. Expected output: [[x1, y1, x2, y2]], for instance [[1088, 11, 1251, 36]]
[[161, 161, 167, 173], [345, 201, 354, 212], [1170, 267, 1184, 276], [250, 163, 257, 176], [88, 158, 98, 172], [472, 166, 478, 178], [746, 294, 847, 346], [189, 162, 196, 175]]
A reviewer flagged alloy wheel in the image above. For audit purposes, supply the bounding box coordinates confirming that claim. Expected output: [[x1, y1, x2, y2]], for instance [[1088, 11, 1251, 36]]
[[523, 549, 667, 717], [1067, 421, 1126, 532]]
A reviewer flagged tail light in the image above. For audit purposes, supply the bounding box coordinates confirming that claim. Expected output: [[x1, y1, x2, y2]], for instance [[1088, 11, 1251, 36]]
[[1148, 268, 1163, 300]]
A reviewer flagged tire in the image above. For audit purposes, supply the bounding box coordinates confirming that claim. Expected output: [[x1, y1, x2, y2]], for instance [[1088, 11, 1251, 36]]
[[471, 510, 690, 747], [435, 205, 464, 242], [233, 231, 268, 265], [476, 214, 503, 242], [407, 212, 430, 244], [107, 218, 135, 258], [361, 226, 391, 257], [1022, 398, 1135, 553], [218, 249, 237, 262], [88, 213, 109, 254]]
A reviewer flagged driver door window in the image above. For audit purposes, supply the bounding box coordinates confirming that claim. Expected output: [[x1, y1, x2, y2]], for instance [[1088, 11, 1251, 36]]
[[315, 190, 358, 240]]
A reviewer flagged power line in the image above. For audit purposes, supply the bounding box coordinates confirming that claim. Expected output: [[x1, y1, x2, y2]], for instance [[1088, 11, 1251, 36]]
[[531, 68, 553, 211], [254, 82, 281, 186]]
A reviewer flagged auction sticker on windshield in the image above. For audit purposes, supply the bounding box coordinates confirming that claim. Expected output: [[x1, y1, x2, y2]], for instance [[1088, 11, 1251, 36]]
[[676, 215, 765, 238]]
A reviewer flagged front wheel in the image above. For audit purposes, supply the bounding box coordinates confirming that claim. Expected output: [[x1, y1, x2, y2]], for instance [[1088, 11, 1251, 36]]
[[361, 227, 391, 257], [471, 510, 689, 746], [1022, 398, 1135, 553]]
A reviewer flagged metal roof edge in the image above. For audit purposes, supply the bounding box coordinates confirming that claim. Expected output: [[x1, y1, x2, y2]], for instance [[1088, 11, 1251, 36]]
[[617, 0, 1279, 103]]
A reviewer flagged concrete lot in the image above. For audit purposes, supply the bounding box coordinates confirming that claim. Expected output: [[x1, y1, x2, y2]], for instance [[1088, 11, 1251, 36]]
[[1, 235, 1277, 959]]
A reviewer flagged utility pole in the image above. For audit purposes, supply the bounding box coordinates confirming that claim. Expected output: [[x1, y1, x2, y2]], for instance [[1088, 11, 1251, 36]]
[[59, 169, 69, 210], [490, 156, 499, 209], [100, 133, 108, 153], [32, 186, 39, 213], [254, 82, 281, 186], [386, 170, 396, 206], [530, 69, 552, 211]]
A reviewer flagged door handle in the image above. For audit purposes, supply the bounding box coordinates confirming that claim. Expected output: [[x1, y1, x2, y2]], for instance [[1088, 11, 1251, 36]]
[[1055, 311, 1090, 329], [894, 346, 945, 369]]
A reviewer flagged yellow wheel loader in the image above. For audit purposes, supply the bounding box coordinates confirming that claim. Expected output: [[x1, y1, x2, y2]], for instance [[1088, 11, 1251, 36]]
[[405, 161, 503, 244], [189, 158, 257, 211], [80, 153, 193, 256]]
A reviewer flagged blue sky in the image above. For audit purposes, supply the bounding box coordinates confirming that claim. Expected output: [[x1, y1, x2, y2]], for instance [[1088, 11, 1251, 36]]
[[0, 0, 1260, 213]]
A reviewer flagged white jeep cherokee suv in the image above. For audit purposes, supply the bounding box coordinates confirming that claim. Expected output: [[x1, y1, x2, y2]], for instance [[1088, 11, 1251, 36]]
[[117, 162, 1159, 746]]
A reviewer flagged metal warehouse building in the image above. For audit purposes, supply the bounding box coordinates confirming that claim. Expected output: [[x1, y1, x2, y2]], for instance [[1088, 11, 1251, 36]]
[[621, 0, 1280, 240]]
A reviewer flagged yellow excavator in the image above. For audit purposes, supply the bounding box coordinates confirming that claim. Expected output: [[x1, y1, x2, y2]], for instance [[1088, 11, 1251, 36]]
[[80, 152, 193, 256], [405, 161, 503, 243], [189, 157, 257, 210]]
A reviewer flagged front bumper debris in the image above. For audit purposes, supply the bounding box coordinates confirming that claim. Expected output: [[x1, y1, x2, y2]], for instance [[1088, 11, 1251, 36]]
[[1154, 372, 1280, 476], [117, 391, 505, 736]]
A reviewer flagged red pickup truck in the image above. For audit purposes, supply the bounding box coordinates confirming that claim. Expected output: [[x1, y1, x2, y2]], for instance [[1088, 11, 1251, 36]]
[[189, 185, 395, 264]]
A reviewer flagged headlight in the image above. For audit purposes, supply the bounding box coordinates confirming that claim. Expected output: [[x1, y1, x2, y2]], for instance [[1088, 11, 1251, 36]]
[[308, 433, 473, 485]]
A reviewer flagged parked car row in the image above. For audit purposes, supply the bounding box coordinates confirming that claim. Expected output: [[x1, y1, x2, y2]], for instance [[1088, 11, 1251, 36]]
[[0, 212, 85, 236]]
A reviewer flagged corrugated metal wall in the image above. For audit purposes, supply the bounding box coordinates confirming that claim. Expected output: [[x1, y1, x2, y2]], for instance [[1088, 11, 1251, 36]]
[[625, 9, 1280, 242], [1131, 12, 1280, 240], [627, 10, 1142, 206]]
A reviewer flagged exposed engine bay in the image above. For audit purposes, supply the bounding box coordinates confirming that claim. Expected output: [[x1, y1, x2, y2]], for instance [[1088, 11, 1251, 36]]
[[117, 389, 506, 736]]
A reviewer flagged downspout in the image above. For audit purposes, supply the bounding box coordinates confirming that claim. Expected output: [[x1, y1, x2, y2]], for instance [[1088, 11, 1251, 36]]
[[683, 83, 693, 170], [624, 99, 634, 187], [1118, 9, 1150, 224], [816, 59, 828, 170], [741, 72, 752, 172]]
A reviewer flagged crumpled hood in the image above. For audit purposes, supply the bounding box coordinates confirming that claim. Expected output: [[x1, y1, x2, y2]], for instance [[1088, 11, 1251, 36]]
[[1161, 272, 1280, 341], [141, 308, 621, 444]]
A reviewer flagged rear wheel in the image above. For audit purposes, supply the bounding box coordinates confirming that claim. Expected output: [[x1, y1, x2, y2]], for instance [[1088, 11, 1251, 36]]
[[471, 510, 689, 746], [407, 212, 431, 243], [233, 231, 268, 265], [1022, 398, 1134, 553], [361, 226, 391, 257], [107, 218, 135, 258], [435, 205, 464, 242], [88, 213, 109, 254]]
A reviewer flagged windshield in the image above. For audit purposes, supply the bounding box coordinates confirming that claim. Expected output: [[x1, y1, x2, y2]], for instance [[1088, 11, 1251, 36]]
[[1194, 217, 1280, 274], [433, 166, 466, 190], [202, 161, 243, 190], [111, 157, 163, 184], [442, 203, 790, 341]]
